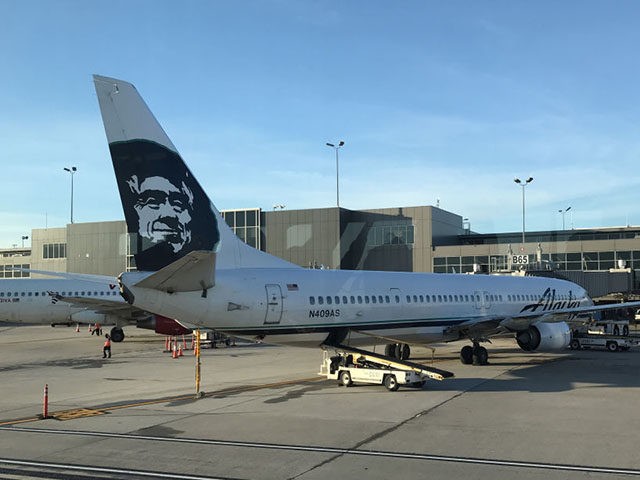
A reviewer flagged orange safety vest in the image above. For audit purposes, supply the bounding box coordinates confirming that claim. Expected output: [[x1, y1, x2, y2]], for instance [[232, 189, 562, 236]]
[[104, 338, 111, 348]]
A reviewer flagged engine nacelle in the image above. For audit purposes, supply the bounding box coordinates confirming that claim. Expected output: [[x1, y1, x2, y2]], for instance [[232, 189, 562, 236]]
[[136, 315, 192, 336], [516, 322, 570, 352]]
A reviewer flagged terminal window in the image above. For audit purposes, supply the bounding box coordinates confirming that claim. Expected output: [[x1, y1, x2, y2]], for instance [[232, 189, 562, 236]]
[[0, 264, 30, 278], [367, 223, 415, 247], [222, 208, 261, 250], [43, 243, 67, 259]]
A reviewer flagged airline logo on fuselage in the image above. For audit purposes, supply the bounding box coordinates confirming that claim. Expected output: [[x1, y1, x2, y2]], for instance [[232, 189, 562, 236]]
[[0, 298, 19, 303], [519, 287, 581, 314]]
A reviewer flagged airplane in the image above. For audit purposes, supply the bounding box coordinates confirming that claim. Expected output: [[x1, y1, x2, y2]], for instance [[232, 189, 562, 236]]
[[0, 272, 191, 341], [92, 74, 640, 365]]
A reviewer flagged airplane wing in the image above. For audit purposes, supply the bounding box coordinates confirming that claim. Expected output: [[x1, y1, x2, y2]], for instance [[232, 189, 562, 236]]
[[48, 292, 195, 336], [445, 300, 640, 340], [48, 292, 147, 321]]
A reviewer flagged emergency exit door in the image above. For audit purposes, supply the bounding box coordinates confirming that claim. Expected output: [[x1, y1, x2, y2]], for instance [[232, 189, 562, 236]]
[[264, 284, 283, 324]]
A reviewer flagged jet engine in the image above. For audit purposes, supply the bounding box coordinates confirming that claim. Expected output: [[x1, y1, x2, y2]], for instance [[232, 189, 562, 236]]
[[515, 322, 571, 352], [136, 315, 192, 336]]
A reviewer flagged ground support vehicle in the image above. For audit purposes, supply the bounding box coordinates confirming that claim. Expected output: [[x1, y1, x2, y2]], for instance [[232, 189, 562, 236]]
[[569, 333, 637, 352], [587, 320, 630, 336], [199, 330, 235, 348], [319, 344, 454, 391]]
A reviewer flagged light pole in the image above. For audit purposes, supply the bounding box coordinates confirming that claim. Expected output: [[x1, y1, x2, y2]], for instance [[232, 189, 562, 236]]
[[63, 166, 77, 223], [325, 141, 344, 207], [558, 206, 571, 230], [21, 235, 28, 248], [514, 177, 533, 247]]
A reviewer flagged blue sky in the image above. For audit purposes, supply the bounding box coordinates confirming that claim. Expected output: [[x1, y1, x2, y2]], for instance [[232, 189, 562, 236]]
[[1, 1, 640, 248]]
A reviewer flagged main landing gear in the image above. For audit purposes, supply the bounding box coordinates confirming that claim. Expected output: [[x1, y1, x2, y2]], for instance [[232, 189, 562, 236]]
[[110, 326, 125, 343], [460, 341, 488, 365], [384, 343, 411, 360]]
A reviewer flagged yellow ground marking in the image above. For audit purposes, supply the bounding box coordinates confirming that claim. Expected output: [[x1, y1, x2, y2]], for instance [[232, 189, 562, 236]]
[[51, 408, 106, 421]]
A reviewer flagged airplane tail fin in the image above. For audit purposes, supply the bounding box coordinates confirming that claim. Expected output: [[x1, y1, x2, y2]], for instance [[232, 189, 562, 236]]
[[93, 75, 296, 275]]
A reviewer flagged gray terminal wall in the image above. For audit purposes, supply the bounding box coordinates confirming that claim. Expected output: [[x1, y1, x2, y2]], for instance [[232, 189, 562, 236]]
[[31, 221, 128, 277], [262, 206, 464, 272]]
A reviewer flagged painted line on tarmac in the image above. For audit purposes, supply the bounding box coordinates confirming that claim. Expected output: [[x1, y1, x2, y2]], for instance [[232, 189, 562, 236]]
[[51, 408, 106, 421], [0, 458, 234, 480], [0, 376, 323, 426], [2, 426, 639, 476]]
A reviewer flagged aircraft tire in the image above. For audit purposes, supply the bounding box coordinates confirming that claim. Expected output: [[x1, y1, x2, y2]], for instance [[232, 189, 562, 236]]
[[607, 341, 618, 352], [384, 344, 394, 357], [460, 345, 473, 365], [339, 371, 353, 387], [110, 327, 125, 343], [570, 339, 581, 350], [401, 344, 411, 360], [473, 346, 488, 365], [383, 374, 399, 391]]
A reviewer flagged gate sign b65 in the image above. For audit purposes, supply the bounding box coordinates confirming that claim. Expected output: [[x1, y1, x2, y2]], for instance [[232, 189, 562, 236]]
[[512, 255, 529, 265]]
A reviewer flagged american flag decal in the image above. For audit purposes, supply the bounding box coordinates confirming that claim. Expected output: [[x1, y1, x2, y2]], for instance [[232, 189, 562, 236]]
[[286, 284, 299, 291]]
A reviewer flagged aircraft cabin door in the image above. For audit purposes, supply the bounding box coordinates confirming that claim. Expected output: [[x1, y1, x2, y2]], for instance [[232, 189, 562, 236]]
[[474, 290, 491, 311], [264, 284, 283, 324]]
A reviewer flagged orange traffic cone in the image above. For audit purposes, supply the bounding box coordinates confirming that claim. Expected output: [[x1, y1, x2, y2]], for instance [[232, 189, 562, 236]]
[[172, 344, 178, 359], [75, 324, 80, 333], [178, 344, 183, 357], [164, 336, 170, 352], [87, 324, 92, 333]]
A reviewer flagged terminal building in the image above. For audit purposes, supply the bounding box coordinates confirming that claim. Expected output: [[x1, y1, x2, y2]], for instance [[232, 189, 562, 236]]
[[2, 205, 639, 300]]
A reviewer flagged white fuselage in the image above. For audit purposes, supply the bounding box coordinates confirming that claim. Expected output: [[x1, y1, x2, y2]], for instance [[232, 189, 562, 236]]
[[0, 279, 122, 325], [123, 269, 591, 347]]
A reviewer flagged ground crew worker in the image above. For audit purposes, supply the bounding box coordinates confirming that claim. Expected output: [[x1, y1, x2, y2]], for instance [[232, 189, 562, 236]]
[[103, 333, 111, 358]]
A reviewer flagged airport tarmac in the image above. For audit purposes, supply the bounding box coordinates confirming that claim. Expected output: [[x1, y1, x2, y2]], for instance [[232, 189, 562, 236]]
[[1, 325, 640, 479]]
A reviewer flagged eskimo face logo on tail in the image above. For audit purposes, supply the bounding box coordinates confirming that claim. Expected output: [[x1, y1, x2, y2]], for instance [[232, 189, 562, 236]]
[[127, 174, 193, 252], [111, 140, 220, 271]]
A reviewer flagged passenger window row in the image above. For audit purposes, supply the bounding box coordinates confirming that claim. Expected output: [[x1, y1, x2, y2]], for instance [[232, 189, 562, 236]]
[[0, 290, 119, 298], [309, 294, 400, 306], [308, 292, 578, 306]]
